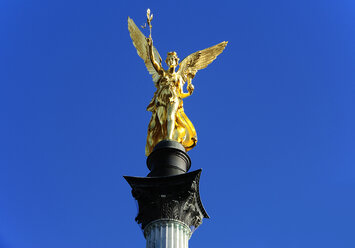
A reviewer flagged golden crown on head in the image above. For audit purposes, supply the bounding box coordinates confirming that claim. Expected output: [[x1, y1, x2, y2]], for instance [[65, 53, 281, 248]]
[[166, 52, 179, 64], [167, 51, 177, 57]]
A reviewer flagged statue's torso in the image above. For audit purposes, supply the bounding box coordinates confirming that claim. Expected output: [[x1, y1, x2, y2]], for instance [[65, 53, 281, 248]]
[[155, 72, 181, 106]]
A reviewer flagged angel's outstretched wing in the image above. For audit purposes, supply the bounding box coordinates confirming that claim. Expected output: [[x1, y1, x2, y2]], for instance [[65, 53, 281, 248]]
[[128, 17, 162, 84], [178, 41, 228, 82]]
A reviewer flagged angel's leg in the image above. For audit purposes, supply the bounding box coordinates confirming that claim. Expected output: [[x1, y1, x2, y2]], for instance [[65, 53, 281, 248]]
[[167, 100, 179, 140], [156, 106, 167, 138]]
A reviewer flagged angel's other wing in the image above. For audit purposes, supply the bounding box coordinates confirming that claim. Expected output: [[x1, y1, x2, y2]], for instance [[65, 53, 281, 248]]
[[128, 17, 162, 84], [178, 41, 228, 81]]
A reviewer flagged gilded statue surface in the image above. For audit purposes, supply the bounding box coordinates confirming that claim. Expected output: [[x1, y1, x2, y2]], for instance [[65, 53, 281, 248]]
[[128, 9, 227, 156]]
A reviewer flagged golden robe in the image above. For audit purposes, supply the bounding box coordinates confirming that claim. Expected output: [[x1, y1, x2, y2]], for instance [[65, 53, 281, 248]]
[[145, 80, 197, 156]]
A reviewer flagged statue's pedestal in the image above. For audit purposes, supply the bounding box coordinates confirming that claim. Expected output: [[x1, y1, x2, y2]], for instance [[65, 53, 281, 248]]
[[146, 140, 191, 177], [124, 140, 209, 248]]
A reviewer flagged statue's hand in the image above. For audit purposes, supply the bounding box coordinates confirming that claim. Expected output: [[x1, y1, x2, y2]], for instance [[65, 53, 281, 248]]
[[187, 84, 195, 94], [146, 37, 152, 46]]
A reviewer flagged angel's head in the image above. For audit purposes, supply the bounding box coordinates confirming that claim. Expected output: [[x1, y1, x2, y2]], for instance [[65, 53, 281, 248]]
[[166, 52, 179, 68]]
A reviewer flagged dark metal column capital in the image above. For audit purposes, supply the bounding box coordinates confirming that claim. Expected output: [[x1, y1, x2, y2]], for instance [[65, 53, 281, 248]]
[[124, 169, 209, 231]]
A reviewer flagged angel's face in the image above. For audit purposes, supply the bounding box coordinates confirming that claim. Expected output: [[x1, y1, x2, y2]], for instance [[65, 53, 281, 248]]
[[166, 52, 179, 68]]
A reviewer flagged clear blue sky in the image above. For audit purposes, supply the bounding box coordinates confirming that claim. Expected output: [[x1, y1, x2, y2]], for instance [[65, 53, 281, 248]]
[[1, 0, 354, 247]]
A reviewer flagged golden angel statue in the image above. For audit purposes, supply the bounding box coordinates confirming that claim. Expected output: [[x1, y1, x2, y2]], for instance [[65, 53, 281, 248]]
[[128, 9, 227, 156]]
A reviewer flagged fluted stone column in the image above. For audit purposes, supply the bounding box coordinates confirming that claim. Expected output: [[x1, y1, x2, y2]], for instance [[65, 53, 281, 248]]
[[145, 219, 191, 248]]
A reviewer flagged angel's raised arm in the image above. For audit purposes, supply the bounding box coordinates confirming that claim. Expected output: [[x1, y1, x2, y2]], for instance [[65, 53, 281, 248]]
[[128, 17, 162, 84], [147, 38, 163, 75]]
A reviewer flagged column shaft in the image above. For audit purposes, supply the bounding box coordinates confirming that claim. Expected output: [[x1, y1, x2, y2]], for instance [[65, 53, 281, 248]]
[[145, 219, 191, 248]]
